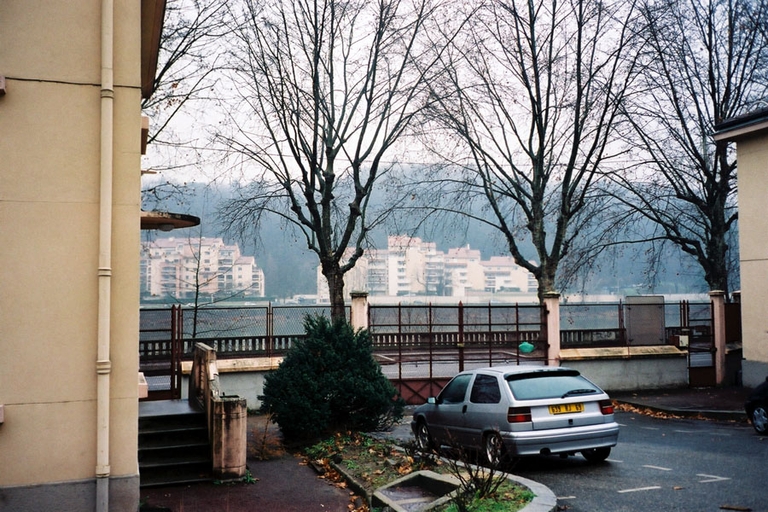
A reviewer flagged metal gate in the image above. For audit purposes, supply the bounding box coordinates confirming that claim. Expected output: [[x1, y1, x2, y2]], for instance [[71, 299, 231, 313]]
[[369, 302, 547, 404], [678, 301, 716, 387], [139, 305, 183, 400]]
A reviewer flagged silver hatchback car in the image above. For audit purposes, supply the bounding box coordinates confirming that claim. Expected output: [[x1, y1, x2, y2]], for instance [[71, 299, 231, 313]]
[[411, 366, 619, 465]]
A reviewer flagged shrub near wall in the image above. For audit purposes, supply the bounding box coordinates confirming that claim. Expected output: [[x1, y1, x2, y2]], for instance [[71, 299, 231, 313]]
[[260, 315, 405, 442]]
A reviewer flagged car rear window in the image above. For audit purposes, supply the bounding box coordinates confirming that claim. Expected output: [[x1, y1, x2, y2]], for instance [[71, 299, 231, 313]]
[[506, 372, 600, 401]]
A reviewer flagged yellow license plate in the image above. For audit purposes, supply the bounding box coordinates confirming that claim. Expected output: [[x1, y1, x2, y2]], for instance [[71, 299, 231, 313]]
[[548, 403, 584, 415]]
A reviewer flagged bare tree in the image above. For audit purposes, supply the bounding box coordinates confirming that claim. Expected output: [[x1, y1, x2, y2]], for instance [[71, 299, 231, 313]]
[[218, 0, 461, 320], [414, 0, 639, 301], [609, 0, 768, 298], [141, 0, 228, 207]]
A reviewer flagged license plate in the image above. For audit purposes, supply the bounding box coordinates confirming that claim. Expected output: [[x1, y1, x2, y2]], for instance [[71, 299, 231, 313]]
[[548, 403, 584, 415]]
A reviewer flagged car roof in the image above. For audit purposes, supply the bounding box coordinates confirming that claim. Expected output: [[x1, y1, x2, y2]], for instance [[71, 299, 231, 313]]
[[466, 365, 577, 377]]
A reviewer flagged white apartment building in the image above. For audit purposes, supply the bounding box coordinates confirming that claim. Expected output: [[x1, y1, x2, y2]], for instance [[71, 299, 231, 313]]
[[141, 237, 265, 300], [444, 245, 484, 296], [316, 236, 532, 301], [482, 256, 530, 292]]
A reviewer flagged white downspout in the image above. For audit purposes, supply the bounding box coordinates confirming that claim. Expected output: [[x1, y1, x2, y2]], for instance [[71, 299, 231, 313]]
[[96, 0, 114, 510]]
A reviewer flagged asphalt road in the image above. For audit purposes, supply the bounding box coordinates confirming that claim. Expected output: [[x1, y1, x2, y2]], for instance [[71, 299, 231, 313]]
[[383, 410, 766, 511], [512, 411, 767, 512]]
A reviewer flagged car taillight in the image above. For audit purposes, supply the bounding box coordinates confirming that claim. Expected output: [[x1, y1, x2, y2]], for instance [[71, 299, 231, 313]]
[[507, 407, 532, 423], [599, 399, 614, 415]]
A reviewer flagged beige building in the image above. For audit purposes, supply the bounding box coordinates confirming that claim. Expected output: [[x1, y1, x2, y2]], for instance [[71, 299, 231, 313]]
[[715, 108, 768, 387], [141, 237, 265, 300], [0, 1, 167, 510]]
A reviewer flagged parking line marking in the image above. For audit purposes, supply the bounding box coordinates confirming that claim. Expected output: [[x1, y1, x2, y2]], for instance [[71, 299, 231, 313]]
[[606, 458, 623, 463], [643, 465, 672, 471], [697, 474, 731, 483], [673, 430, 696, 433], [641, 427, 660, 430], [618, 486, 662, 493], [558, 496, 577, 500]]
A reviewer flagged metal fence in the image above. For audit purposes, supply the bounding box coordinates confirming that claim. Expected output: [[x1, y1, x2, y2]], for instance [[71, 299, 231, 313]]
[[559, 300, 713, 349], [368, 303, 548, 380], [140, 299, 714, 360], [140, 304, 342, 359]]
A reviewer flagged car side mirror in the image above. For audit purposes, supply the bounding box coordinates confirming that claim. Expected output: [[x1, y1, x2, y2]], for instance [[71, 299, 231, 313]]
[[427, 397, 437, 405]]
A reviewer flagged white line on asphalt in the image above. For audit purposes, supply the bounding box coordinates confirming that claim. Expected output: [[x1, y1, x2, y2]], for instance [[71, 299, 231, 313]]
[[558, 496, 577, 500], [606, 458, 623, 463], [641, 427, 660, 430], [618, 486, 662, 493], [673, 430, 696, 433], [708, 432, 732, 437], [643, 465, 673, 471], [697, 474, 731, 483]]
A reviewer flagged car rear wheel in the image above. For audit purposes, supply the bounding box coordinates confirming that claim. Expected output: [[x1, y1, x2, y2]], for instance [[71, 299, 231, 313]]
[[751, 405, 768, 434], [581, 447, 611, 463], [483, 432, 504, 467], [415, 420, 434, 451]]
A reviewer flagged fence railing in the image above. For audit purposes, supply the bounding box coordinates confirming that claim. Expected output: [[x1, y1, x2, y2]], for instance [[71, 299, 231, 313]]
[[140, 300, 714, 359], [558, 300, 713, 350], [367, 302, 548, 378]]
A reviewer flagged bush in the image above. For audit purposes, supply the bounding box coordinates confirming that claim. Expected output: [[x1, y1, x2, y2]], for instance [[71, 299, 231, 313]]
[[260, 315, 405, 442]]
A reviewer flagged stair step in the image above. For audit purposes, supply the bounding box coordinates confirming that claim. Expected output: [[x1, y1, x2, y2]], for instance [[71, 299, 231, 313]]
[[139, 415, 206, 432], [138, 400, 213, 488], [139, 464, 213, 488], [140, 454, 212, 469], [139, 437, 209, 451]]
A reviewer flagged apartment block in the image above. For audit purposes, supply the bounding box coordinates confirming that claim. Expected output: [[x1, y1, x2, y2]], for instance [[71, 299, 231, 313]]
[[142, 237, 265, 299], [316, 236, 532, 301]]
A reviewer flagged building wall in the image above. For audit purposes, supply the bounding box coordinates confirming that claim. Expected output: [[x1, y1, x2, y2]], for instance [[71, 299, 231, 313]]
[[0, 0, 142, 509], [735, 132, 768, 387]]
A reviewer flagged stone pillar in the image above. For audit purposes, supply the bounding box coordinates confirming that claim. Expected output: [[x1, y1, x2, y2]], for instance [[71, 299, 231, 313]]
[[543, 292, 561, 366], [350, 291, 369, 330], [710, 290, 727, 385]]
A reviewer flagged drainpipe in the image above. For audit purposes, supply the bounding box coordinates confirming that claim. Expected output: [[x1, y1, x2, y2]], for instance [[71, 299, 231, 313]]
[[96, 0, 114, 510]]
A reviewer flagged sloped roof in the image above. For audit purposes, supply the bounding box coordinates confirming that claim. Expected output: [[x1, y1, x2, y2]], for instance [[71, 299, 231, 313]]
[[714, 107, 768, 141]]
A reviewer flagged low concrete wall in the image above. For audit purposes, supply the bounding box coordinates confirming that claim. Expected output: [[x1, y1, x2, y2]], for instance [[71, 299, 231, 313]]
[[182, 357, 282, 410], [560, 347, 688, 392], [183, 349, 693, 408]]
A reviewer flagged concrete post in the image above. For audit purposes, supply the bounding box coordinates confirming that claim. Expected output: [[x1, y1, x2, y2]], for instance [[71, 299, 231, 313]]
[[212, 397, 248, 480], [350, 291, 369, 330], [710, 290, 727, 385], [543, 292, 561, 366]]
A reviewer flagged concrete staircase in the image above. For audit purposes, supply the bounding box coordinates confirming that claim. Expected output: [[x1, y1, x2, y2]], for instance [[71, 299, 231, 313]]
[[138, 400, 212, 487]]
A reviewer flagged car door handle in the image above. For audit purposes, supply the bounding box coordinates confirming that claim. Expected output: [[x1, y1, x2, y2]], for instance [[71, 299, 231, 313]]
[[462, 405, 467, 413]]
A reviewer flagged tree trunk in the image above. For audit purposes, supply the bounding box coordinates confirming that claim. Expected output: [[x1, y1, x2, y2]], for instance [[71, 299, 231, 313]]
[[324, 266, 347, 323], [536, 259, 559, 304]]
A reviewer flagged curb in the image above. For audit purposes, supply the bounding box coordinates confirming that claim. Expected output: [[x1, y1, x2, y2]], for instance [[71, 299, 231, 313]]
[[614, 399, 747, 422], [329, 457, 558, 512]]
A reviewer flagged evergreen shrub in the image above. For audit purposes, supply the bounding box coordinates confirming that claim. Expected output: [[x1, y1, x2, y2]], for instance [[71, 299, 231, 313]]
[[260, 314, 405, 442]]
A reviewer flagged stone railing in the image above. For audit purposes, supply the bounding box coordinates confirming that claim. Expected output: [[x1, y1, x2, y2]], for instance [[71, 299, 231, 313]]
[[189, 342, 248, 481]]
